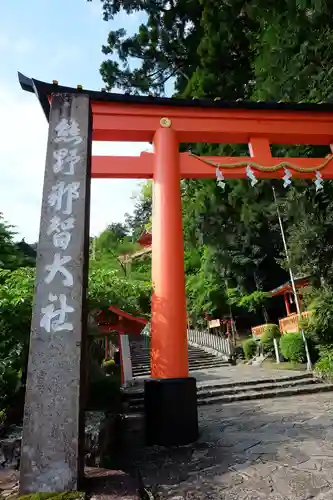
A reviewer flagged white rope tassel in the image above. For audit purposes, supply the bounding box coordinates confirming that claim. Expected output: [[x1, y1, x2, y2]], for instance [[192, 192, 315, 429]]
[[246, 166, 258, 187], [315, 171, 323, 192], [283, 168, 292, 188], [216, 168, 225, 190]]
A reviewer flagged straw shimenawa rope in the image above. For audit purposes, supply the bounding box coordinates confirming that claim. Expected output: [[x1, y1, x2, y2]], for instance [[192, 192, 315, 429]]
[[189, 152, 333, 173]]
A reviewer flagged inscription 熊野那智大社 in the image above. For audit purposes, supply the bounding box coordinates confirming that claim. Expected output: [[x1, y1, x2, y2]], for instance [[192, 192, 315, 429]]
[[39, 117, 83, 335]]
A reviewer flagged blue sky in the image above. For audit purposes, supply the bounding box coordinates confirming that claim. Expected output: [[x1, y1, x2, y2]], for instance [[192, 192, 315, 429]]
[[0, 0, 152, 242]]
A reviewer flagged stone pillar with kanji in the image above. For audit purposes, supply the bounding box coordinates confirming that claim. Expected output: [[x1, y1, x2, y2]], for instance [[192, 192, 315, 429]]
[[20, 93, 91, 493]]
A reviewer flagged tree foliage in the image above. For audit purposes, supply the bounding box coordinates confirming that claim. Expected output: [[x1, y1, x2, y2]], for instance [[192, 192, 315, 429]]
[[0, 213, 34, 270], [125, 181, 152, 238], [91, 0, 333, 331], [0, 207, 152, 413], [89, 267, 151, 316], [0, 267, 35, 410]]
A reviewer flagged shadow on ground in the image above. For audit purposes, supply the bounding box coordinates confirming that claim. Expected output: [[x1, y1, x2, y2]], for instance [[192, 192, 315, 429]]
[[116, 393, 333, 499]]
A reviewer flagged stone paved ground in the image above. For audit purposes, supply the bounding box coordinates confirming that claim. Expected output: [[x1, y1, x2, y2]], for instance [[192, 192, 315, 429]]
[[127, 393, 333, 500]]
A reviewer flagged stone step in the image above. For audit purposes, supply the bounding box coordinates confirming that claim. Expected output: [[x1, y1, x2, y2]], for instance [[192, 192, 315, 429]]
[[131, 358, 223, 366], [130, 342, 213, 352], [196, 372, 314, 391], [123, 373, 315, 400], [124, 374, 316, 400], [133, 355, 228, 363], [123, 381, 333, 412], [85, 467, 140, 500], [130, 350, 221, 359], [131, 349, 220, 356], [197, 377, 320, 398], [132, 358, 228, 369], [199, 382, 333, 405], [132, 362, 228, 376], [132, 351, 225, 358], [131, 358, 225, 367], [130, 346, 226, 355]]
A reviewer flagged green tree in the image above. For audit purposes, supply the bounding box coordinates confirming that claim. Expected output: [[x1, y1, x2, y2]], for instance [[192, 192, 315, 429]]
[[92, 0, 333, 328], [89, 267, 151, 316], [93, 0, 203, 95], [125, 180, 152, 238], [93, 0, 259, 98], [0, 213, 27, 270], [0, 268, 35, 410], [251, 1, 333, 102]]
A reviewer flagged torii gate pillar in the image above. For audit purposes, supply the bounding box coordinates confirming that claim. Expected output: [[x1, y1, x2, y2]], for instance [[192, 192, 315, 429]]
[[145, 118, 198, 446]]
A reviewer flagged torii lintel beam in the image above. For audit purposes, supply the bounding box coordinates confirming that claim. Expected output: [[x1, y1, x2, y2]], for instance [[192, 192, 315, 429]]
[[91, 152, 333, 179]]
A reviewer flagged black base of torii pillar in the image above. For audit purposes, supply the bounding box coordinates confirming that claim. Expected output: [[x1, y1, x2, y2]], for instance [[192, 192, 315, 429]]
[[20, 93, 91, 493], [144, 377, 198, 446]]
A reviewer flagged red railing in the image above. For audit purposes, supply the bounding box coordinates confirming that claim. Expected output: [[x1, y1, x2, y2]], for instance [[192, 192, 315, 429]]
[[251, 324, 267, 338], [252, 311, 312, 338], [279, 311, 312, 334]]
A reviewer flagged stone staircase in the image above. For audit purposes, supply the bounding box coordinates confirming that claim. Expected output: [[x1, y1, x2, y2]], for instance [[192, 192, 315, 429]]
[[129, 335, 229, 378], [125, 335, 333, 412], [123, 372, 333, 413]]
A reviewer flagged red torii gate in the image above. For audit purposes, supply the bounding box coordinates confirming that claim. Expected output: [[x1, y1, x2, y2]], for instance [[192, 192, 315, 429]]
[[18, 71, 333, 492]]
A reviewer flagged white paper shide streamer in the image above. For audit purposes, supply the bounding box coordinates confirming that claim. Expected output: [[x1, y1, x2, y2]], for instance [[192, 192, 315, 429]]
[[216, 168, 225, 190], [283, 168, 292, 188], [314, 171, 323, 192], [246, 166, 258, 187]]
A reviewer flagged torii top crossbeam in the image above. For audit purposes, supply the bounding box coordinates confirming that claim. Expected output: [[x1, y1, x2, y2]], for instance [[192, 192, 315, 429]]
[[19, 72, 333, 181]]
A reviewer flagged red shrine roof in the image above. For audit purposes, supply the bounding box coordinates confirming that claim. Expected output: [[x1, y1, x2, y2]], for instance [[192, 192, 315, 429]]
[[137, 230, 152, 247], [108, 305, 148, 324], [96, 306, 148, 335], [18, 72, 333, 122], [270, 276, 310, 297]]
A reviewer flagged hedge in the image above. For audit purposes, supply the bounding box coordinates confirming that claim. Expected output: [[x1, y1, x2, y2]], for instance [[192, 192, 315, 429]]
[[103, 359, 121, 375], [260, 324, 281, 353], [279, 332, 306, 363], [243, 338, 257, 360]]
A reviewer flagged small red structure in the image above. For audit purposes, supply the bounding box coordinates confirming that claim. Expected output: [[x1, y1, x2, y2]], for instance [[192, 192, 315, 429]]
[[270, 275, 309, 316], [119, 229, 152, 263], [137, 230, 152, 248], [96, 305, 148, 335], [270, 276, 311, 334], [252, 276, 311, 337], [94, 306, 148, 384]]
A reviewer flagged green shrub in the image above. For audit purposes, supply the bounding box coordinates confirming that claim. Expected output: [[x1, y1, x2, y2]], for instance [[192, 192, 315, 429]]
[[306, 287, 333, 346], [280, 333, 306, 363], [243, 338, 257, 360], [296, 317, 320, 362], [0, 268, 35, 412], [103, 359, 120, 375], [314, 348, 333, 380], [260, 324, 281, 354]]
